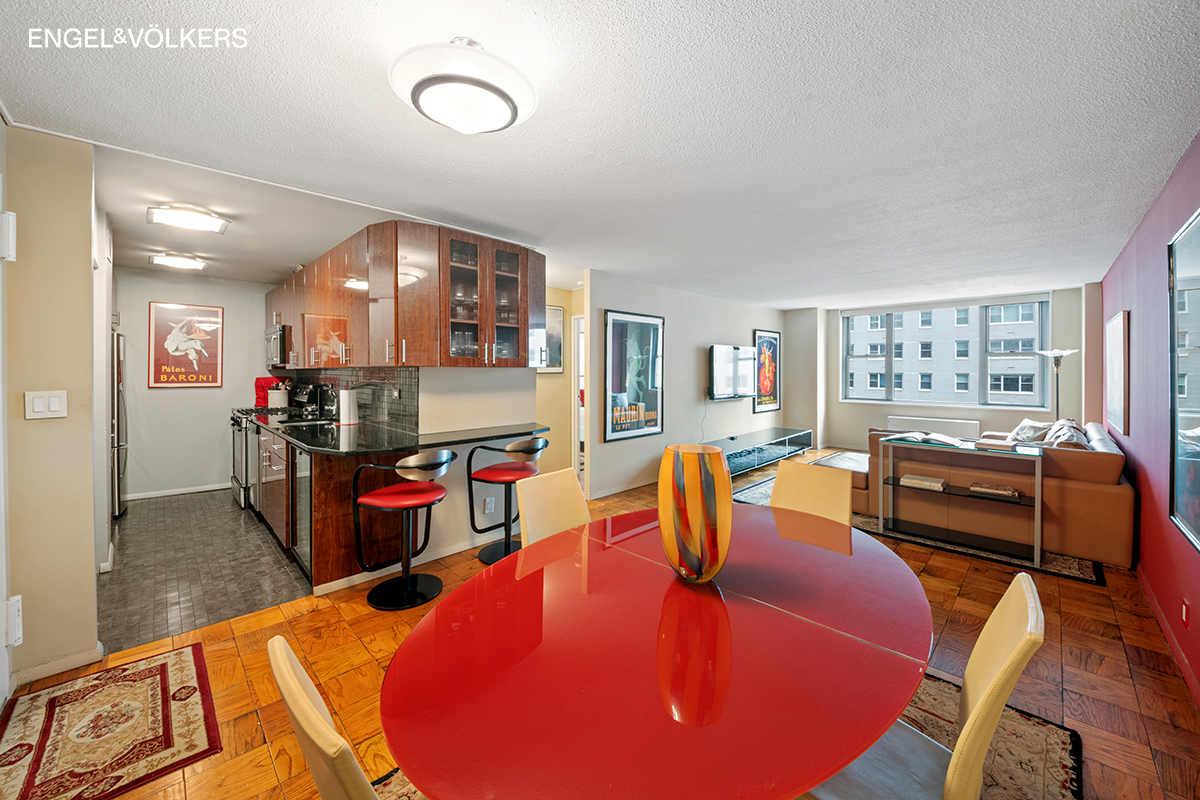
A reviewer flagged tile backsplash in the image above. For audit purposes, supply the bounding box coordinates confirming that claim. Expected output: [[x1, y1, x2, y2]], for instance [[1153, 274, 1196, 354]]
[[273, 367, 418, 434]]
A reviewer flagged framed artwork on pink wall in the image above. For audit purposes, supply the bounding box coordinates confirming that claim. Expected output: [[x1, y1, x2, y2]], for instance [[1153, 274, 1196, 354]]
[[1104, 311, 1129, 436], [1170, 205, 1200, 548]]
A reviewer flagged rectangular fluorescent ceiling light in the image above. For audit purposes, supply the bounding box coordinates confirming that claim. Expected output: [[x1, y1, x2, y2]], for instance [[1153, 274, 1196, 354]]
[[345, 279, 369, 290], [146, 206, 231, 233], [150, 254, 207, 270]]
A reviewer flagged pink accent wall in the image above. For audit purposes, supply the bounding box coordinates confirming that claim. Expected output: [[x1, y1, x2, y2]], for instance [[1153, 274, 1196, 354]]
[[1102, 129, 1200, 700]]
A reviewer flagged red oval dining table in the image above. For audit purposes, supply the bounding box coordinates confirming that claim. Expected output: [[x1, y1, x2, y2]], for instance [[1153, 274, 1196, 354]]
[[380, 504, 933, 800]]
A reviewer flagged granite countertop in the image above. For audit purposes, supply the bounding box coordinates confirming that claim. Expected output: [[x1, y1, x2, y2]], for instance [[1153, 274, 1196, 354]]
[[251, 416, 549, 456]]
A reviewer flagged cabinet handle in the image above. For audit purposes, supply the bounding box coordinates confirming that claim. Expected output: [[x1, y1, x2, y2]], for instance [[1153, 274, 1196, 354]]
[[309, 347, 317, 366], [385, 339, 392, 363], [340, 344, 350, 365], [484, 338, 489, 366], [493, 342, 497, 363], [402, 339, 407, 364]]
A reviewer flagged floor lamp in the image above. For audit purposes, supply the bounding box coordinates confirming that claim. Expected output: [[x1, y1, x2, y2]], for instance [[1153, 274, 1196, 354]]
[[1035, 348, 1079, 420]]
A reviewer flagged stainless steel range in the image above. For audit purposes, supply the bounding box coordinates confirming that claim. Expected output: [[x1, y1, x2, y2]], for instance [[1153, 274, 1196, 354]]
[[230, 407, 292, 508]]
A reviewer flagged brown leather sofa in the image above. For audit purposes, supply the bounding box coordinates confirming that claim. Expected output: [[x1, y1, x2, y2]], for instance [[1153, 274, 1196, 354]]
[[855, 423, 1134, 568]]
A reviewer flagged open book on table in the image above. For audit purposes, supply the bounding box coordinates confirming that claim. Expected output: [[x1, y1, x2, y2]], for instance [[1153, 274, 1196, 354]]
[[881, 431, 964, 447]]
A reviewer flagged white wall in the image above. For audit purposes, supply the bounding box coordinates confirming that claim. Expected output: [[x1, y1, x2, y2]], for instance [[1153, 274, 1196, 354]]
[[114, 267, 273, 498], [822, 288, 1086, 450], [585, 269, 785, 499], [781, 308, 826, 446], [1082, 282, 1104, 423]]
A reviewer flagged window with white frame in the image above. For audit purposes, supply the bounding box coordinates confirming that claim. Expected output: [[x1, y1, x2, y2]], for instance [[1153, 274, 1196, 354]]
[[989, 374, 1034, 393], [842, 296, 1048, 405], [848, 373, 854, 388], [1180, 294, 1189, 314], [1180, 374, 1188, 398]]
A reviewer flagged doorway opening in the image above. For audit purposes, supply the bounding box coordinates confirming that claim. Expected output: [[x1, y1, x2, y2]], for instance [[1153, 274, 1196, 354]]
[[572, 315, 585, 490]]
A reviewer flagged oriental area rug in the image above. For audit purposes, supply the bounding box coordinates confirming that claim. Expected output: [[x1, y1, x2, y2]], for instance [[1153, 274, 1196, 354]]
[[0, 643, 221, 800], [732, 477, 1104, 584], [902, 675, 1082, 800]]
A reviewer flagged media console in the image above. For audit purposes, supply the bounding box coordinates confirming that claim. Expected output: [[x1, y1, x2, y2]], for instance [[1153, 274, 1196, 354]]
[[701, 427, 813, 476]]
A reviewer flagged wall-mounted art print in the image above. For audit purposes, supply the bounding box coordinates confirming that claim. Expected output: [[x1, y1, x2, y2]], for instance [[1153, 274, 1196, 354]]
[[605, 310, 664, 442], [148, 302, 223, 388], [538, 305, 565, 373], [303, 313, 350, 368], [1105, 311, 1129, 435], [1170, 205, 1200, 551], [753, 329, 781, 413]]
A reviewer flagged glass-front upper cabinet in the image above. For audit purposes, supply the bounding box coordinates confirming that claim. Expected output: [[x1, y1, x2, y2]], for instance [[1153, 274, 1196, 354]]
[[490, 244, 527, 366], [442, 231, 485, 366]]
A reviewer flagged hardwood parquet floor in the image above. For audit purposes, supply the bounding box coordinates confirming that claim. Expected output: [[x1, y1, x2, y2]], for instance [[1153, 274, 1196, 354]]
[[14, 449, 1200, 800]]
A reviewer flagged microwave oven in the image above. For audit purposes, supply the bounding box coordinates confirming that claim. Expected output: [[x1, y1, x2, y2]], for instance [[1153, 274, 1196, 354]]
[[265, 324, 289, 368]]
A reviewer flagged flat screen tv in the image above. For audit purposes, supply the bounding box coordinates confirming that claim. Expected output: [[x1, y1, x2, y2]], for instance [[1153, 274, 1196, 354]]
[[708, 344, 755, 400]]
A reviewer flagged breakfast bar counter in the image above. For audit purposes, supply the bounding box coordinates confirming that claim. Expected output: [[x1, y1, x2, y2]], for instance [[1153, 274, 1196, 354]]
[[252, 417, 549, 456]]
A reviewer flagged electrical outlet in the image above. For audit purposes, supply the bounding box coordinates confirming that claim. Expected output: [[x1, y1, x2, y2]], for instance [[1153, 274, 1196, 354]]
[[485, 496, 495, 514], [6, 595, 22, 646], [1184, 599, 1190, 629]]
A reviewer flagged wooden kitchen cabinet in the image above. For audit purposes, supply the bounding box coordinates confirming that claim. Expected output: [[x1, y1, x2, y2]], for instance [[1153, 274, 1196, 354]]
[[367, 221, 440, 366], [258, 429, 291, 547], [269, 222, 543, 370], [439, 229, 533, 367]]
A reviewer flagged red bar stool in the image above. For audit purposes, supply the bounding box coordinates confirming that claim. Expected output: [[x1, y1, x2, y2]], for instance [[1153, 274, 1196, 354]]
[[352, 449, 457, 611], [467, 437, 549, 565]]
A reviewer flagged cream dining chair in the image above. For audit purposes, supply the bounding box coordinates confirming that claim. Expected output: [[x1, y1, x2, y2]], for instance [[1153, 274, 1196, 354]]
[[770, 459, 853, 525], [515, 467, 592, 547], [801, 572, 1045, 800], [267, 636, 426, 800]]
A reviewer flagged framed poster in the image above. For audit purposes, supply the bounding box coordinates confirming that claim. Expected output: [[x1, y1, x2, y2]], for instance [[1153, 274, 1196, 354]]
[[1104, 311, 1129, 435], [538, 305, 565, 373], [1171, 206, 1200, 550], [303, 313, 349, 368], [753, 329, 781, 413], [604, 310, 664, 442], [148, 302, 223, 387]]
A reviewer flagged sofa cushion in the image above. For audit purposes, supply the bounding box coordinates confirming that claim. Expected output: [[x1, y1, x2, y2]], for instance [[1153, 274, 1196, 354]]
[[1007, 418, 1055, 443]]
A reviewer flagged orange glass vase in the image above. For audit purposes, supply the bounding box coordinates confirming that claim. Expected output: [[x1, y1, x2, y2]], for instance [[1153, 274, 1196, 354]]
[[657, 444, 733, 583]]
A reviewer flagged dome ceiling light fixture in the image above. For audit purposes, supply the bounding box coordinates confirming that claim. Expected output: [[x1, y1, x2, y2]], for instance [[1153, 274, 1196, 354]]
[[389, 37, 537, 135]]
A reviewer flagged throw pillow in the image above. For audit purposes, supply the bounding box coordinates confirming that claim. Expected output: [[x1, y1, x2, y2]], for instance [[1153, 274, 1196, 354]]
[[1007, 418, 1055, 443], [1046, 421, 1091, 449]]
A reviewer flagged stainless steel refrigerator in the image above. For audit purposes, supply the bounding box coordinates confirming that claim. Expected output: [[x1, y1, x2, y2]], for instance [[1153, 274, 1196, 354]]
[[111, 332, 128, 519]]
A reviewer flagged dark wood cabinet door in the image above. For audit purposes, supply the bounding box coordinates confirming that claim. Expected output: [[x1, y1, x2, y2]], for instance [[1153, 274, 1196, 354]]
[[489, 241, 528, 367], [259, 432, 291, 547], [526, 249, 547, 367], [396, 221, 441, 366], [345, 229, 370, 366], [368, 222, 397, 366], [439, 228, 488, 366]]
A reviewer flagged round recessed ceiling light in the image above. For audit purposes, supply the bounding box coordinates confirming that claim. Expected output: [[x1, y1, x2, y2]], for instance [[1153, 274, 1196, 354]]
[[389, 37, 536, 135]]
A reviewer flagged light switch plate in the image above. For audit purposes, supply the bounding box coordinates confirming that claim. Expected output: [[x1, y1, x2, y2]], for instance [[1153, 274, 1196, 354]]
[[24, 391, 67, 419]]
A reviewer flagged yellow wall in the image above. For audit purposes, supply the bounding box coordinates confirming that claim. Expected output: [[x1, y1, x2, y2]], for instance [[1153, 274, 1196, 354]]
[[535, 286, 578, 473], [7, 128, 100, 681]]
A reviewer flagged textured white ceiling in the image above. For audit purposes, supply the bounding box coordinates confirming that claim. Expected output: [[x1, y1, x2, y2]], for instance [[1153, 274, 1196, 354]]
[[5, 0, 1200, 308]]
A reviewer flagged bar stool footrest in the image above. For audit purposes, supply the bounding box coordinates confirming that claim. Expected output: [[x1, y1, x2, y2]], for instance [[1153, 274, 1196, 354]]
[[366, 573, 443, 611]]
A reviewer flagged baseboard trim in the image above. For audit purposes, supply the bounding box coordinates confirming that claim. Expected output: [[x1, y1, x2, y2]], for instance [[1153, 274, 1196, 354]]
[[97, 541, 115, 574], [1138, 564, 1200, 705], [312, 534, 507, 596], [13, 643, 104, 685], [123, 484, 228, 501]]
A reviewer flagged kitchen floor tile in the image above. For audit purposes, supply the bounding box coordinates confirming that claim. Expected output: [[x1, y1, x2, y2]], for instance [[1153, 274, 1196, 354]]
[[97, 489, 311, 655]]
